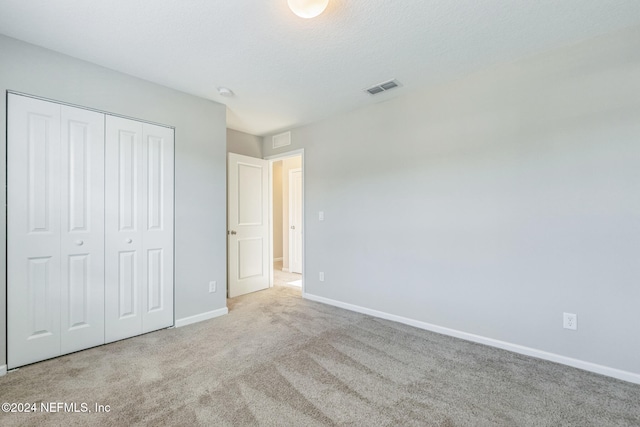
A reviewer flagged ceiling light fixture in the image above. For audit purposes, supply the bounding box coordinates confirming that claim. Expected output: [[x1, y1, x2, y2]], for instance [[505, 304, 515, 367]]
[[217, 87, 234, 97], [288, 0, 329, 19]]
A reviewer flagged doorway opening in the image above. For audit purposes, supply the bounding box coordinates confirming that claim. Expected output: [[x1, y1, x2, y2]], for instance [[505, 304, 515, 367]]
[[268, 150, 304, 292]]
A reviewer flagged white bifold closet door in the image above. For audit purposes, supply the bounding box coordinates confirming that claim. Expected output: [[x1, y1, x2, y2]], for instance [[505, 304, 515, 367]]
[[104, 116, 174, 343], [8, 94, 174, 369], [8, 94, 105, 368]]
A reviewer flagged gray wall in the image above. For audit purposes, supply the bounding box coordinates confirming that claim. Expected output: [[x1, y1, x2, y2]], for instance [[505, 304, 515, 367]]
[[227, 128, 262, 158], [0, 35, 228, 367], [263, 27, 640, 375]]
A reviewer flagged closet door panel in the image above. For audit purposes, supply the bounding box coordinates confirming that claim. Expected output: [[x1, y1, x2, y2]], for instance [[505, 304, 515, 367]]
[[105, 116, 144, 343], [141, 124, 174, 332], [7, 94, 62, 368], [60, 106, 105, 354], [9, 94, 175, 366]]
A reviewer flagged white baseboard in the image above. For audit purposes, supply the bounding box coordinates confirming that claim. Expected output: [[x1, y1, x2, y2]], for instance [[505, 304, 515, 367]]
[[273, 257, 283, 262], [303, 293, 640, 385], [282, 267, 290, 272], [175, 307, 228, 328], [0, 365, 6, 376]]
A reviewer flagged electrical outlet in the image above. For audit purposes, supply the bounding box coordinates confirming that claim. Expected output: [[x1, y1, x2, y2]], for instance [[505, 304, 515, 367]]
[[319, 211, 324, 221], [563, 312, 577, 330], [319, 272, 325, 282], [209, 281, 217, 293]]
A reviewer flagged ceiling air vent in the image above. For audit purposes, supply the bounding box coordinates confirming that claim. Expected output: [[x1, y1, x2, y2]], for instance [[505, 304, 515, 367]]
[[272, 131, 291, 149], [365, 79, 401, 95]]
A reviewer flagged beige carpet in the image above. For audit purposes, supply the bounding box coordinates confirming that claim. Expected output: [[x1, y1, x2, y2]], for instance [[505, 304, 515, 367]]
[[1, 285, 639, 426]]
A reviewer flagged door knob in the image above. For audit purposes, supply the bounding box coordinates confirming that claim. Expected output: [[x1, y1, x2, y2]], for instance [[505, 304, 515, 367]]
[[229, 230, 237, 235], [75, 240, 84, 246], [291, 226, 295, 230], [125, 238, 133, 244]]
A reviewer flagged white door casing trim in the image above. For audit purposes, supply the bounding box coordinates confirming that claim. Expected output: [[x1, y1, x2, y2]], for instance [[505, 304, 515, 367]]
[[266, 149, 305, 293], [7, 90, 175, 130]]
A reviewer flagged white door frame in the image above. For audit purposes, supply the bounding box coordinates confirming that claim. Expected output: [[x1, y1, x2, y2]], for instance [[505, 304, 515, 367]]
[[265, 149, 305, 293]]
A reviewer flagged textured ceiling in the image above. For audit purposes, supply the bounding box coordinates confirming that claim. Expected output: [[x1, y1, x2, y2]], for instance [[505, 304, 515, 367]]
[[1, 1, 639, 136]]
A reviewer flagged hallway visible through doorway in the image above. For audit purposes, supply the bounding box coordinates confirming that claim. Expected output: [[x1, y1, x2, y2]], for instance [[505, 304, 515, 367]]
[[270, 151, 304, 291], [273, 260, 301, 287]]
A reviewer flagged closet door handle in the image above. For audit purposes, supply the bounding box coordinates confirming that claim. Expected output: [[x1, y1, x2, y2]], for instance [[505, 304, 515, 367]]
[[75, 240, 84, 246], [125, 238, 133, 244]]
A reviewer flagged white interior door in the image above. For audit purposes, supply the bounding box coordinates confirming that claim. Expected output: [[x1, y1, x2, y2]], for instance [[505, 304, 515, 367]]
[[288, 168, 302, 274], [8, 95, 106, 368], [60, 105, 106, 354], [8, 94, 173, 366], [140, 123, 174, 333], [228, 153, 269, 298], [105, 116, 144, 342], [105, 116, 174, 343], [8, 95, 63, 368]]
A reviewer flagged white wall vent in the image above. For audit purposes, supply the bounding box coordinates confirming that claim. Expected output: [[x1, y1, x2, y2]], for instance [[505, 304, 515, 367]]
[[272, 131, 291, 149], [365, 79, 401, 95]]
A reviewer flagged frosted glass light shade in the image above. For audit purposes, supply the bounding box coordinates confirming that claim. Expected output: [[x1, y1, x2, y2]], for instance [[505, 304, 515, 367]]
[[288, 0, 329, 18]]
